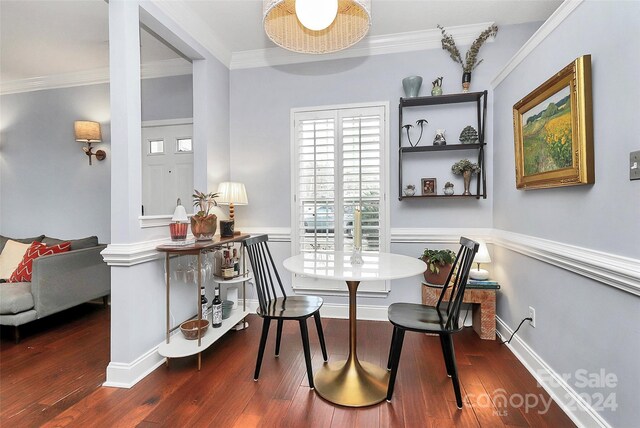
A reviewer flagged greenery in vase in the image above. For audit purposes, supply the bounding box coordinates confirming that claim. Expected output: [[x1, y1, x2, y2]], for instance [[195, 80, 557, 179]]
[[192, 189, 219, 216], [421, 248, 456, 274], [451, 159, 480, 175], [437, 24, 498, 73], [445, 181, 454, 188]]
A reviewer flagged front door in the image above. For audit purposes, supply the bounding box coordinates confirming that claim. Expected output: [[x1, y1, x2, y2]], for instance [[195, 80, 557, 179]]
[[141, 122, 194, 216]]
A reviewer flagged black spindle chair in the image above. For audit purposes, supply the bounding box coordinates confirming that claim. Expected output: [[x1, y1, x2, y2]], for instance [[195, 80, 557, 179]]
[[244, 234, 328, 389], [386, 237, 479, 408]]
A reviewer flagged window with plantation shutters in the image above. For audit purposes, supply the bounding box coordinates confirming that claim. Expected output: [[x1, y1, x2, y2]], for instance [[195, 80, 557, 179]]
[[291, 104, 389, 293]]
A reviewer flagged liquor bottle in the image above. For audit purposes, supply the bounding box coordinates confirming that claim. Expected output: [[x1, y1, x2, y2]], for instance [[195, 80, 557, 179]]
[[232, 248, 239, 276], [211, 287, 223, 328], [222, 249, 234, 279], [213, 249, 223, 277], [200, 285, 209, 323]]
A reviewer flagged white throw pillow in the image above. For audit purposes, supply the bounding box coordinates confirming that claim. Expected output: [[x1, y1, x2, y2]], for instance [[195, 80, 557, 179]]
[[0, 239, 32, 279]]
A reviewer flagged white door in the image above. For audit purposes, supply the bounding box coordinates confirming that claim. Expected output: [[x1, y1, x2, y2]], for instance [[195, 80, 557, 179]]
[[141, 122, 194, 216]]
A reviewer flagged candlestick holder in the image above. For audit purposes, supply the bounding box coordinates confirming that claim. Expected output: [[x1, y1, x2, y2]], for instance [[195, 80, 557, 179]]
[[350, 247, 363, 265]]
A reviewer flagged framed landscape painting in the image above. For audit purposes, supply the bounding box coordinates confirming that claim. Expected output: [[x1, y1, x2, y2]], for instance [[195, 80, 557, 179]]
[[513, 55, 594, 189]]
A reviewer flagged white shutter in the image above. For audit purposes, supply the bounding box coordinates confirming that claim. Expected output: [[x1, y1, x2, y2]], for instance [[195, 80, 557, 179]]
[[292, 104, 388, 293]]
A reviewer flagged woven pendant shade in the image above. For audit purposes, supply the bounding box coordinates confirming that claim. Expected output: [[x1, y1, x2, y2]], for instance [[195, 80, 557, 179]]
[[263, 0, 371, 54]]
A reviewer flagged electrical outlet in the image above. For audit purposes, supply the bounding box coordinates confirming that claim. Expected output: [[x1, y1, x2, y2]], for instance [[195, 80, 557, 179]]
[[528, 306, 536, 328], [631, 150, 640, 180]]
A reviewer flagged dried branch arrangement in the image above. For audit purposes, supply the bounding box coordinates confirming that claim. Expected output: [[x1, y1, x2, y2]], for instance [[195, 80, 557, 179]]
[[438, 24, 498, 73]]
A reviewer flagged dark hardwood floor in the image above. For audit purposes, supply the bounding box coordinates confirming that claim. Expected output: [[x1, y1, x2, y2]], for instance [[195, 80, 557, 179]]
[[0, 305, 574, 427]]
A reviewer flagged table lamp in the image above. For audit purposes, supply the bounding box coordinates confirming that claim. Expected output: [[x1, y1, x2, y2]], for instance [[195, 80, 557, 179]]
[[469, 240, 491, 280], [169, 201, 189, 241], [217, 182, 248, 237]]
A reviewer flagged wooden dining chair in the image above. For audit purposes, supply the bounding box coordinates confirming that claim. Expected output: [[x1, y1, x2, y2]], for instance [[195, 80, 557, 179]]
[[244, 234, 328, 389], [386, 236, 479, 408]]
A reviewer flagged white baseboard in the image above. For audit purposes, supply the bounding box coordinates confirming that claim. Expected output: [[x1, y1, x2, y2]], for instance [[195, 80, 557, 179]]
[[496, 316, 611, 428], [103, 346, 165, 389]]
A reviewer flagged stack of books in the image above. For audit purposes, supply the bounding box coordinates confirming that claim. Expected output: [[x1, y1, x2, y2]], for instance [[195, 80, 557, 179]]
[[467, 279, 500, 289]]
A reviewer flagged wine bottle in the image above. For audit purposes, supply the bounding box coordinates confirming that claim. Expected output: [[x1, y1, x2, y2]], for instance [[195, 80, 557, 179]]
[[222, 249, 234, 279], [211, 287, 223, 328], [200, 285, 209, 322]]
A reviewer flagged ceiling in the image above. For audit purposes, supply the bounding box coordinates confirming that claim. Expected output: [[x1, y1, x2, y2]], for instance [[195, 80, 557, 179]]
[[0, 0, 562, 83]]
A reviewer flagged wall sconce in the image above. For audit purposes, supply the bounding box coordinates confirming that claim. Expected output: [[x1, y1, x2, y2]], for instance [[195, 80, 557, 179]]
[[74, 120, 105, 165]]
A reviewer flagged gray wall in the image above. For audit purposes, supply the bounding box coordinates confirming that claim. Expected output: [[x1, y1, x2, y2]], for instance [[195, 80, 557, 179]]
[[492, 2, 640, 426], [1, 83, 111, 242], [229, 23, 540, 306], [0, 74, 193, 243]]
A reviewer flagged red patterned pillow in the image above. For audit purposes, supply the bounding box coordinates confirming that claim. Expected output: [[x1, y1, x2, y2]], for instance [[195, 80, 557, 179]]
[[8, 241, 71, 282]]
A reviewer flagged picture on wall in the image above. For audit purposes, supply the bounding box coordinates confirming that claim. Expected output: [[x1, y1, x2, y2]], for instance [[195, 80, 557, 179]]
[[421, 178, 437, 196], [512, 55, 594, 189]]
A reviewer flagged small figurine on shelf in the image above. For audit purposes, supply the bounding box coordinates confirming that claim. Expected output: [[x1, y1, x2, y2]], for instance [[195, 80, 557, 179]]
[[433, 129, 447, 146], [431, 77, 443, 96], [444, 182, 455, 195], [403, 184, 416, 197], [459, 125, 479, 144]]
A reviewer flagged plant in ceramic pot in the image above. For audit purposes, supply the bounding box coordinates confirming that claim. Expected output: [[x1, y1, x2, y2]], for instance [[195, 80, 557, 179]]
[[191, 190, 219, 240], [420, 248, 456, 286], [437, 24, 498, 92], [452, 159, 480, 196]]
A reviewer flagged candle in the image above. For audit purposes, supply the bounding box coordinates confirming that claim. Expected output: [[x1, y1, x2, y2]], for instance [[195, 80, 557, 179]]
[[354, 208, 362, 249]]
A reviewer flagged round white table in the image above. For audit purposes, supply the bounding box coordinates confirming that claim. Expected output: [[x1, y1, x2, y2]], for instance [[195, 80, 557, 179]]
[[283, 251, 426, 407]]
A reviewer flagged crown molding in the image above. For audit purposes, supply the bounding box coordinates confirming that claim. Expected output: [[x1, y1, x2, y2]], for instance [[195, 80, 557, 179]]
[[491, 0, 583, 88], [230, 22, 496, 70], [1, 58, 192, 95]]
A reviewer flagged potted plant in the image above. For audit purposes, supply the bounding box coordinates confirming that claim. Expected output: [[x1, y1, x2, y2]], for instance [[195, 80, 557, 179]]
[[437, 24, 498, 92], [452, 159, 480, 195], [191, 189, 219, 240], [420, 248, 456, 286]]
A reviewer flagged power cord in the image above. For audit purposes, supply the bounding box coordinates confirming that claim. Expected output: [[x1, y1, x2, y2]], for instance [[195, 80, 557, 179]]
[[500, 317, 532, 345]]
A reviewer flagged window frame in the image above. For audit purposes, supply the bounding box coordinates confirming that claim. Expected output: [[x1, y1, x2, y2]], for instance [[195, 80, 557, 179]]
[[290, 102, 390, 295]]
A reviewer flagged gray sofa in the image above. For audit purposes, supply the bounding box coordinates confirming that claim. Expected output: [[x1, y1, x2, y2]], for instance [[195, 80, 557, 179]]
[[0, 235, 110, 342]]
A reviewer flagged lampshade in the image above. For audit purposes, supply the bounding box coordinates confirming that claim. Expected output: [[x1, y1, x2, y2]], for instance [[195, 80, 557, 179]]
[[171, 204, 188, 223], [263, 0, 371, 54], [473, 241, 492, 264], [217, 182, 248, 205], [74, 121, 102, 143]]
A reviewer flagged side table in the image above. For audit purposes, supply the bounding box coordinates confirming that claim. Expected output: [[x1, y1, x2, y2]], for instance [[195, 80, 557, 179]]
[[422, 281, 498, 340]]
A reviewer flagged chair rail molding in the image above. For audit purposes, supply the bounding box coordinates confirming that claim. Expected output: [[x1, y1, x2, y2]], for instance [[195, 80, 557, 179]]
[[492, 229, 640, 296]]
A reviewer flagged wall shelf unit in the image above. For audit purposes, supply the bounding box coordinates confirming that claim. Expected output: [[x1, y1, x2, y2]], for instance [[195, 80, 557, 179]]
[[398, 90, 488, 201]]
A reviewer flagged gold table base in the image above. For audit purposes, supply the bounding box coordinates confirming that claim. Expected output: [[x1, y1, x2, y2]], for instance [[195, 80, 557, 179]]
[[314, 357, 389, 407], [314, 280, 389, 407]]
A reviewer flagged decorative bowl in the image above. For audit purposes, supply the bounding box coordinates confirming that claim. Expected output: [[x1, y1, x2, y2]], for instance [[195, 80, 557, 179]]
[[180, 319, 209, 340], [222, 300, 234, 320]]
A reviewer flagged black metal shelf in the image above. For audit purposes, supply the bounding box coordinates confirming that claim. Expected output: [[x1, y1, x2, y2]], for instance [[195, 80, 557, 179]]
[[400, 91, 485, 108], [399, 194, 483, 200], [399, 90, 488, 201], [400, 143, 485, 153]]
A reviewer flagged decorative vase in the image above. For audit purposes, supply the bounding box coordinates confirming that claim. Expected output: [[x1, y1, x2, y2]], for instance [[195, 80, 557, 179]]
[[191, 214, 217, 240], [422, 259, 453, 286], [402, 76, 423, 98], [431, 85, 442, 96], [444, 184, 454, 196], [462, 72, 472, 93], [403, 185, 416, 197], [462, 170, 472, 195]]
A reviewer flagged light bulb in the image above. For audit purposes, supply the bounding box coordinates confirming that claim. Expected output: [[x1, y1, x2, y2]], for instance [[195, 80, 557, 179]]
[[295, 0, 338, 31]]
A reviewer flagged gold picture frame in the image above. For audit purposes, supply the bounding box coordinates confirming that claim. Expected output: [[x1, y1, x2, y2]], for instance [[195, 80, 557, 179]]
[[513, 55, 594, 190]]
